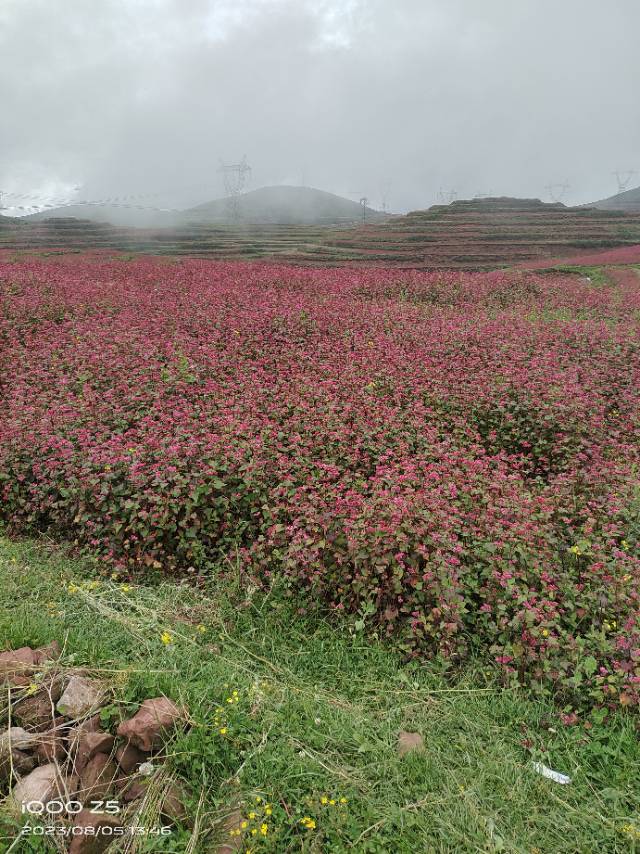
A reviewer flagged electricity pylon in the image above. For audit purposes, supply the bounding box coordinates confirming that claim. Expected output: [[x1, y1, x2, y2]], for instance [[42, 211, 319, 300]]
[[437, 188, 457, 204], [379, 180, 391, 213], [218, 155, 251, 222], [348, 191, 371, 224], [359, 197, 369, 224], [545, 181, 570, 203], [613, 170, 637, 193]]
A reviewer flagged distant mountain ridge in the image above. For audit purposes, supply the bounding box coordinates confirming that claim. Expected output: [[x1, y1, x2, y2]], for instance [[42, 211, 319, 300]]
[[591, 185, 640, 212], [24, 185, 384, 228], [184, 185, 382, 224], [3, 192, 640, 269]]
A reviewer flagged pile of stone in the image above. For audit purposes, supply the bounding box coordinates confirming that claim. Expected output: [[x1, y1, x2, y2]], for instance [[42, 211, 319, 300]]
[[1, 642, 189, 853]]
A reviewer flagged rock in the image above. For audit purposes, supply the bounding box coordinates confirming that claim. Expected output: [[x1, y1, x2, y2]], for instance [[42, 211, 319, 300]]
[[34, 718, 69, 763], [112, 770, 148, 802], [33, 641, 61, 664], [77, 753, 117, 803], [69, 809, 124, 854], [13, 678, 63, 731], [160, 782, 188, 825], [0, 643, 59, 688], [217, 809, 244, 854], [8, 763, 67, 814], [65, 773, 80, 799], [73, 732, 115, 775], [121, 777, 149, 802], [0, 747, 36, 784], [0, 646, 37, 672], [12, 748, 37, 775], [0, 647, 37, 687], [68, 716, 100, 748], [0, 726, 39, 752], [114, 742, 147, 774], [68, 715, 103, 774], [397, 730, 424, 757], [57, 676, 106, 719], [116, 697, 184, 751], [7, 673, 33, 689]]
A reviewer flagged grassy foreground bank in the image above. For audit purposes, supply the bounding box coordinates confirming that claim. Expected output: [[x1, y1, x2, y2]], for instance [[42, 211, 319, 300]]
[[1, 534, 639, 853]]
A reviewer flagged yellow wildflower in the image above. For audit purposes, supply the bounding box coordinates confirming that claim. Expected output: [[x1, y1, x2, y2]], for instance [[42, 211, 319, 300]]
[[260, 824, 268, 836], [248, 812, 257, 819], [339, 797, 347, 804], [160, 631, 173, 645], [219, 727, 227, 735], [197, 624, 206, 633], [265, 807, 272, 816], [320, 796, 328, 805], [120, 583, 132, 592]]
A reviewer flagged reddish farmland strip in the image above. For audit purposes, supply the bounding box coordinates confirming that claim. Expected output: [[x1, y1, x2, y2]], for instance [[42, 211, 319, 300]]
[[1, 255, 639, 709]]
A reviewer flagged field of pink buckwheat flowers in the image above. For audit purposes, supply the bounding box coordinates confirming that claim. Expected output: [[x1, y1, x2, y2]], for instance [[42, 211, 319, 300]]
[[1, 253, 640, 710]]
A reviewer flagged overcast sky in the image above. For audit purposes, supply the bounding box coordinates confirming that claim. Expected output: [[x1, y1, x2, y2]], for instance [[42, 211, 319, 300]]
[[1, 0, 639, 214]]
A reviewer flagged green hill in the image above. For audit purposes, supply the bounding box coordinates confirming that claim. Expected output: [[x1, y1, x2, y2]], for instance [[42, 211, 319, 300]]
[[591, 185, 640, 212], [184, 185, 383, 225]]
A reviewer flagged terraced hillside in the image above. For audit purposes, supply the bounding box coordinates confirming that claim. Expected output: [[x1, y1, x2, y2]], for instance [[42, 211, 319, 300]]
[[2, 197, 640, 269], [305, 198, 640, 268]]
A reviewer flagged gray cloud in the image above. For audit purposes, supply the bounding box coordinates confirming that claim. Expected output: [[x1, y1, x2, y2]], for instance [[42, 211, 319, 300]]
[[2, 0, 639, 213]]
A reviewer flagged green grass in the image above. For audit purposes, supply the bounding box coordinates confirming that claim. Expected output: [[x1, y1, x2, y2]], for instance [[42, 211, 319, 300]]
[[1, 535, 640, 853], [550, 265, 614, 287]]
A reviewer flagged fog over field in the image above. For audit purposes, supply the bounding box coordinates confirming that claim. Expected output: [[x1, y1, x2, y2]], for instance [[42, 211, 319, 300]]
[[1, 0, 639, 213]]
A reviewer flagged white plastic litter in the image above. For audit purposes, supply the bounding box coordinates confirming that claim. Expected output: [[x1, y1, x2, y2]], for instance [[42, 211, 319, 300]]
[[532, 762, 571, 784], [138, 761, 155, 776]]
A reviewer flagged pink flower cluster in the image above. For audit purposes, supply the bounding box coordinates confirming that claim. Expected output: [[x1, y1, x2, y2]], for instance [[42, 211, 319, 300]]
[[1, 254, 639, 708]]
